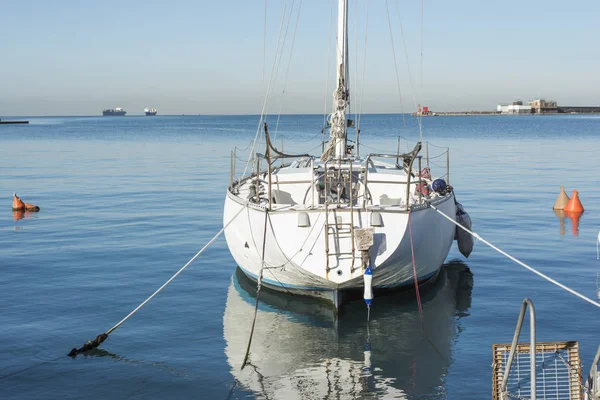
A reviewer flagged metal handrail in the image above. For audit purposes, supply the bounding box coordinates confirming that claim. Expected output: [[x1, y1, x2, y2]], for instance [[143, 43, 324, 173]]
[[235, 134, 445, 213], [586, 346, 600, 400], [363, 142, 422, 211], [501, 298, 537, 400]]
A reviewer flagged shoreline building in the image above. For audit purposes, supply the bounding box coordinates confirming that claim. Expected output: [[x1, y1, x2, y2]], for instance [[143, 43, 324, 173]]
[[529, 99, 558, 114], [497, 101, 532, 114]]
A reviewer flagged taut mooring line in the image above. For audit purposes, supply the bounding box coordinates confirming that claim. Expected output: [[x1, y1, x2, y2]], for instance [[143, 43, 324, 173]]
[[68, 207, 245, 357], [241, 210, 269, 370], [430, 204, 600, 310]]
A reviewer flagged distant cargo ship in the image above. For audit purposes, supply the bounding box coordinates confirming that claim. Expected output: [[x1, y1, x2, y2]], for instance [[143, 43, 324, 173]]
[[102, 108, 126, 116], [144, 108, 158, 116]]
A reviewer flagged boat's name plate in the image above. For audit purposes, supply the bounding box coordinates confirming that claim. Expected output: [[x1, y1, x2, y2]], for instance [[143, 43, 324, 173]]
[[355, 228, 374, 251]]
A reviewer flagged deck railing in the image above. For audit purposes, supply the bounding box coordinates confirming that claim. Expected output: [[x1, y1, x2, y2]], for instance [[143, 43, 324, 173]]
[[230, 129, 451, 212]]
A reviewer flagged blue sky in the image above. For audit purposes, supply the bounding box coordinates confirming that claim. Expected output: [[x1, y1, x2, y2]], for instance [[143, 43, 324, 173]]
[[1, 0, 599, 116]]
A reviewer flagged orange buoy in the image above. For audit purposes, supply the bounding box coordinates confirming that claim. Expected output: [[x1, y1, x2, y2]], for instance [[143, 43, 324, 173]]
[[553, 185, 570, 210], [12, 193, 40, 212], [12, 193, 25, 211], [563, 190, 584, 213], [25, 203, 40, 212]]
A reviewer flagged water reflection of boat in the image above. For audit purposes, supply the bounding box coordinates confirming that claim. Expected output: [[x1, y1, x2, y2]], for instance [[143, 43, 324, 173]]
[[223, 260, 473, 399]]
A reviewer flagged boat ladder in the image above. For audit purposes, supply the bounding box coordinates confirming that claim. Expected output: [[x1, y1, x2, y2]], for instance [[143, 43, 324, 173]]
[[323, 160, 357, 276], [492, 298, 597, 400]]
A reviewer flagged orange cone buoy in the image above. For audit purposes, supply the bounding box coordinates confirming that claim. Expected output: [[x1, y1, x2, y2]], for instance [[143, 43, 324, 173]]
[[12, 193, 40, 212], [12, 193, 25, 211], [25, 203, 40, 212], [563, 190, 584, 213], [553, 185, 570, 210]]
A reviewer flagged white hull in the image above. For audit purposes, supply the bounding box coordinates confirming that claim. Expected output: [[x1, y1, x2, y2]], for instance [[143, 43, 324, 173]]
[[224, 186, 456, 305]]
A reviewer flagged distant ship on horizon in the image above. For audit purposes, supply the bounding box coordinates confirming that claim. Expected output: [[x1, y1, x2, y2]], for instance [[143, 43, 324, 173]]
[[102, 108, 126, 116], [144, 108, 158, 116]]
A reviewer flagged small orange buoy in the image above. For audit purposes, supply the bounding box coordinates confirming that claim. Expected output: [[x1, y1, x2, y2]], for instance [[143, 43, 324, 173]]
[[12, 193, 40, 212], [25, 203, 40, 212], [563, 190, 584, 213], [12, 193, 25, 211], [553, 185, 570, 210]]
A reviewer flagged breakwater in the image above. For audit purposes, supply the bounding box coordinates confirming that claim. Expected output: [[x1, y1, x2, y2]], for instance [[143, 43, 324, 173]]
[[557, 106, 600, 113], [0, 119, 29, 124]]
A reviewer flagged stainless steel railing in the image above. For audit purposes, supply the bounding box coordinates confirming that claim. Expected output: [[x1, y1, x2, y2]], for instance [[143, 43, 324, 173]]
[[585, 346, 600, 400], [501, 298, 537, 400]]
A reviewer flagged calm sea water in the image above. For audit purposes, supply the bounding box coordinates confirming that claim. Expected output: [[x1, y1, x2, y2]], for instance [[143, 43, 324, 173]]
[[1, 114, 599, 399]]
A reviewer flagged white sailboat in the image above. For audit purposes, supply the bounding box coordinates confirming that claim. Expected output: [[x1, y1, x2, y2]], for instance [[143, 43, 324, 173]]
[[223, 1, 469, 308]]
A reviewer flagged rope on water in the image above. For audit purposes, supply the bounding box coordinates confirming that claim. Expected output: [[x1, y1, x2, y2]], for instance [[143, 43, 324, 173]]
[[241, 211, 270, 370], [0, 355, 64, 381], [68, 207, 245, 357], [430, 204, 600, 310]]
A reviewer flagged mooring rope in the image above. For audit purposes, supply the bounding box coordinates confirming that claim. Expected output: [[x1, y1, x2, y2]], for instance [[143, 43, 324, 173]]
[[430, 204, 600, 310], [67, 207, 245, 357], [241, 211, 269, 370]]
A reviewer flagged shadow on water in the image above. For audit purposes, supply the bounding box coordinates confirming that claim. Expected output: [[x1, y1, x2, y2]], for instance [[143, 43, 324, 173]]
[[81, 348, 191, 379], [223, 260, 474, 399]]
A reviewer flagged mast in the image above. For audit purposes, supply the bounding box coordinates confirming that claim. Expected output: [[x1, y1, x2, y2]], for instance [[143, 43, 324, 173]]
[[324, 0, 350, 161]]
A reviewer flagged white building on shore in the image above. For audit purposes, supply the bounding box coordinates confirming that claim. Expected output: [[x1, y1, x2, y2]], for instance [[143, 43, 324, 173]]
[[497, 101, 532, 114]]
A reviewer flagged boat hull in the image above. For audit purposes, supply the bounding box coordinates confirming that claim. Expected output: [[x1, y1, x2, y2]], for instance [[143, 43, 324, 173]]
[[223, 190, 457, 306], [102, 111, 126, 116]]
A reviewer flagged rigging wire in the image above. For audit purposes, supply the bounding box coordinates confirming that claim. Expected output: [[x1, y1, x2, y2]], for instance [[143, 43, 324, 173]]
[[274, 0, 304, 139], [269, 0, 296, 131], [420, 0, 424, 90], [242, 1, 290, 179], [263, 0, 268, 86], [356, 0, 370, 143], [384, 0, 407, 136], [322, 0, 336, 130], [394, 0, 423, 143], [352, 0, 358, 123], [264, 0, 293, 123]]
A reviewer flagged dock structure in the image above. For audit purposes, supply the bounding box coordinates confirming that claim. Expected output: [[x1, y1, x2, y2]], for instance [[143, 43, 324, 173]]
[[500, 99, 600, 115], [557, 106, 600, 114], [0, 119, 29, 124]]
